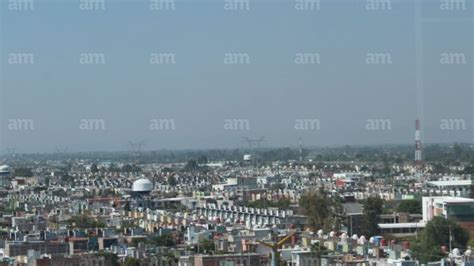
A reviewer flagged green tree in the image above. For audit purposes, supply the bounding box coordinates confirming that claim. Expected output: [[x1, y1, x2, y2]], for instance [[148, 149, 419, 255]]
[[147, 233, 175, 247], [310, 242, 328, 266], [184, 160, 198, 172], [167, 176, 177, 186], [124, 257, 140, 266], [199, 239, 215, 254], [90, 164, 99, 173], [121, 164, 141, 172], [122, 164, 132, 172], [97, 251, 119, 266], [197, 155, 209, 164], [131, 238, 145, 247], [453, 143, 463, 160], [61, 174, 73, 183], [108, 163, 119, 172], [68, 215, 106, 229], [461, 165, 474, 175], [360, 196, 383, 237], [432, 163, 449, 174], [271, 183, 285, 190], [14, 168, 33, 177], [412, 216, 469, 264], [123, 201, 131, 212], [299, 188, 342, 232], [33, 186, 47, 193], [396, 200, 422, 214]]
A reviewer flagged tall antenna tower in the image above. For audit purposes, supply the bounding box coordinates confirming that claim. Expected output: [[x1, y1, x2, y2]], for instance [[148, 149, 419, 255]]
[[298, 136, 303, 162], [415, 119, 423, 178], [5, 147, 17, 158], [128, 140, 146, 159], [242, 136, 265, 150], [54, 146, 69, 155]]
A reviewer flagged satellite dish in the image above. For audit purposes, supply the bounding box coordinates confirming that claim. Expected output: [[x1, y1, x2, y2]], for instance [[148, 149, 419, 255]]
[[465, 249, 472, 257], [317, 230, 324, 237], [358, 236, 367, 245], [340, 233, 348, 241], [452, 248, 460, 257]]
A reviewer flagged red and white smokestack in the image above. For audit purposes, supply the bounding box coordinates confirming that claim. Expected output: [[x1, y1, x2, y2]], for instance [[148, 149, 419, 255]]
[[415, 119, 422, 166]]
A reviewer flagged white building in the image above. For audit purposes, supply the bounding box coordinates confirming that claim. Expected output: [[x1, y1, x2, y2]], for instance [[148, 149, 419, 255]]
[[422, 196, 474, 224]]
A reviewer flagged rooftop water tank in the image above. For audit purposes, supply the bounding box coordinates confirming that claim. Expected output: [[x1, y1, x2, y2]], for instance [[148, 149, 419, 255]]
[[132, 178, 153, 192]]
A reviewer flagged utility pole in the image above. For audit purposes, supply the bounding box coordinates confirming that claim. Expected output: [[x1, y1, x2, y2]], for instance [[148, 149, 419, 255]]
[[449, 224, 453, 254], [128, 140, 146, 163]]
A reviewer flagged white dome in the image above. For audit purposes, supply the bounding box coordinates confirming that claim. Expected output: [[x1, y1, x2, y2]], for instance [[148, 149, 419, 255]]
[[132, 178, 153, 192], [0, 165, 11, 173]]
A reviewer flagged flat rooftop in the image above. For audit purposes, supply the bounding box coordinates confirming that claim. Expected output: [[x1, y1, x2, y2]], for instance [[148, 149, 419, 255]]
[[424, 196, 474, 204], [427, 180, 473, 187], [378, 222, 425, 229]]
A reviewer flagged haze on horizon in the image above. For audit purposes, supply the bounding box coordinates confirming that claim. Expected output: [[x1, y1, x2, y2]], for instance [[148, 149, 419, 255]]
[[1, 0, 473, 153]]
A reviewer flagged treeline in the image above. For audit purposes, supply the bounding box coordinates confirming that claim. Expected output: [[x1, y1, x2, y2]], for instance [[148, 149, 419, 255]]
[[4, 143, 473, 165]]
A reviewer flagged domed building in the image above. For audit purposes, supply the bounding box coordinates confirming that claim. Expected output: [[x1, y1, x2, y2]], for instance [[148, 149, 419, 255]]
[[0, 165, 12, 188], [131, 178, 153, 196], [0, 165, 12, 178], [243, 154, 252, 162]]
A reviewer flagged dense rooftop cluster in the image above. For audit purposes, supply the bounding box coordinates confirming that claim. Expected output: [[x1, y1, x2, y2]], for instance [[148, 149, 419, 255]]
[[0, 144, 473, 265]]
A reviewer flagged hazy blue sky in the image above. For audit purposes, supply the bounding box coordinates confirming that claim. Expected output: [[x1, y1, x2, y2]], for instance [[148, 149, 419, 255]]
[[1, 0, 473, 153]]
